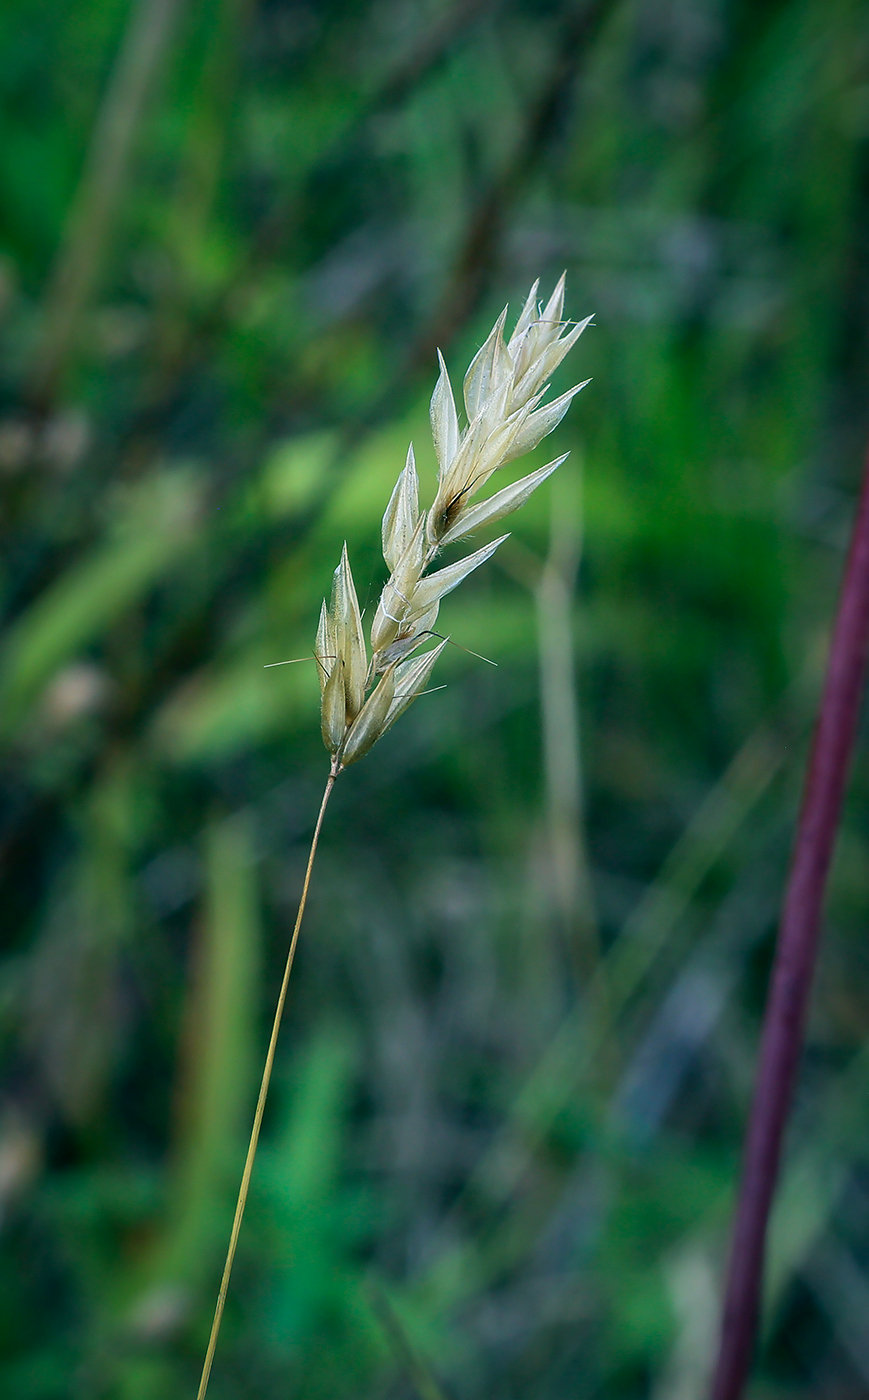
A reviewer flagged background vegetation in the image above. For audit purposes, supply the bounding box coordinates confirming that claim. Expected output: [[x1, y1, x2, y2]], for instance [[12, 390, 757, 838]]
[[2, 0, 869, 1395]]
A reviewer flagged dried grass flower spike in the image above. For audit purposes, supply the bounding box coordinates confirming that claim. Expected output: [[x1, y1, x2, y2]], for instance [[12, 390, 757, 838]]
[[196, 276, 591, 1400], [320, 275, 592, 772]]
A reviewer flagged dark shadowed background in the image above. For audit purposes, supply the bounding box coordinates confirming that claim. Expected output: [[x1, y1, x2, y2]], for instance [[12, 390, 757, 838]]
[[2, 0, 869, 1396]]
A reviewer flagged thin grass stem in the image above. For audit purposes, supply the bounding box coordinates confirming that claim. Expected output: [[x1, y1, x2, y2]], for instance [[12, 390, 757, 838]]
[[195, 762, 338, 1400]]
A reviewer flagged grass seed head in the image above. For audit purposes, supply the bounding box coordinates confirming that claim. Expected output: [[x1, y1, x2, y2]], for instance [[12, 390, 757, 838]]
[[318, 277, 591, 771]]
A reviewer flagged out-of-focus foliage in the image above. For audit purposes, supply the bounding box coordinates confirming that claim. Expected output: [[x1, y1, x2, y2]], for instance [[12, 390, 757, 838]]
[[1, 0, 869, 1396]]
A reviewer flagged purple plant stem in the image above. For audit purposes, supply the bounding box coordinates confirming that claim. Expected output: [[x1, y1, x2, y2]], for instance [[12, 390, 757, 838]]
[[711, 454, 869, 1400]]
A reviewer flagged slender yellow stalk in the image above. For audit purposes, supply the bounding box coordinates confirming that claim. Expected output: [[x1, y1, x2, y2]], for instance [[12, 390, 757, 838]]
[[196, 761, 338, 1400]]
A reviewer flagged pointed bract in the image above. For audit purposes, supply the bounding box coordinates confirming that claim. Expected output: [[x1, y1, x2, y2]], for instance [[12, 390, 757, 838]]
[[426, 410, 491, 543], [465, 390, 544, 494], [383, 637, 450, 733], [430, 353, 459, 482], [501, 382, 590, 464], [371, 516, 425, 653], [439, 455, 568, 546], [382, 444, 419, 572], [463, 307, 509, 420], [314, 599, 334, 694], [331, 543, 367, 719], [409, 534, 509, 617], [508, 280, 540, 351], [514, 315, 593, 403], [320, 657, 346, 753], [541, 272, 566, 327], [340, 667, 396, 765]]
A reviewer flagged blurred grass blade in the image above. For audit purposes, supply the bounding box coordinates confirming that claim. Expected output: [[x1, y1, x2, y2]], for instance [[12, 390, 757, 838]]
[[367, 1277, 452, 1400], [121, 814, 260, 1339], [28, 0, 184, 406], [535, 460, 598, 973], [0, 470, 200, 736], [26, 756, 136, 1124]]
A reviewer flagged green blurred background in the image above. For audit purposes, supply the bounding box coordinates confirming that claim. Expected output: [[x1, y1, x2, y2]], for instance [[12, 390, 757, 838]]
[[1, 0, 869, 1395]]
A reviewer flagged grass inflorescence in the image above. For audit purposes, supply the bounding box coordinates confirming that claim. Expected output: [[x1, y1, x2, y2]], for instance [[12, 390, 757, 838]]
[[196, 278, 591, 1398]]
